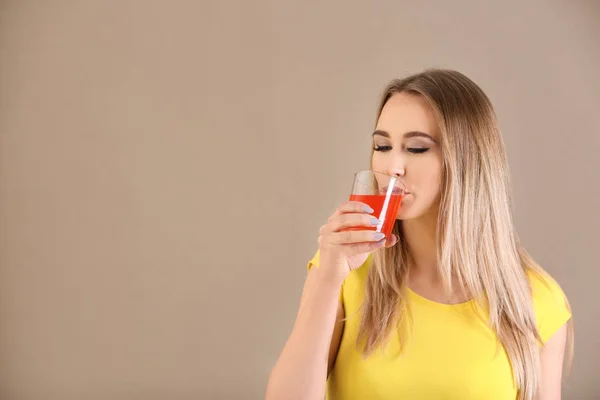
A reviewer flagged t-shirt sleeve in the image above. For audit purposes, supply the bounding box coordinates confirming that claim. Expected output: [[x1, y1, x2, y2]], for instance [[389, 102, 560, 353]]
[[307, 249, 344, 304], [528, 269, 572, 343]]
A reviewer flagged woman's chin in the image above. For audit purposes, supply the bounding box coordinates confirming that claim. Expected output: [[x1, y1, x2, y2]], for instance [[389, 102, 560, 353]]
[[396, 197, 414, 220], [396, 202, 425, 221], [396, 200, 439, 221], [396, 208, 412, 220]]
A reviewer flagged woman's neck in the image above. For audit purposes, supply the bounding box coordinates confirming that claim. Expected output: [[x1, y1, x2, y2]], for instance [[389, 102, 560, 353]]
[[401, 211, 471, 303], [401, 212, 439, 280]]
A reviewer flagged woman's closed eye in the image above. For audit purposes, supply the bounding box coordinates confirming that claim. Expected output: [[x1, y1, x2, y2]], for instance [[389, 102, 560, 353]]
[[407, 147, 429, 154], [373, 144, 430, 154], [373, 144, 392, 152]]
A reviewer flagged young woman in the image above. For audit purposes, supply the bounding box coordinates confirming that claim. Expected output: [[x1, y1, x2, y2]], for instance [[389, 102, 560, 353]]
[[266, 69, 573, 400]]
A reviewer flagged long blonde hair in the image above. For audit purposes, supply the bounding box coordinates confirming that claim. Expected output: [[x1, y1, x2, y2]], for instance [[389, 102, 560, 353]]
[[357, 69, 573, 400]]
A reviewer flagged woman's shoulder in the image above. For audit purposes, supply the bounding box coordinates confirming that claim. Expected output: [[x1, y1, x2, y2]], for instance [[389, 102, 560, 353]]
[[307, 249, 372, 277], [526, 267, 568, 308], [306, 249, 371, 305], [525, 267, 572, 343]]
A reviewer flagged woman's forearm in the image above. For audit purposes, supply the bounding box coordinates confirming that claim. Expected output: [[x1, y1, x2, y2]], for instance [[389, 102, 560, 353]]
[[266, 267, 344, 400]]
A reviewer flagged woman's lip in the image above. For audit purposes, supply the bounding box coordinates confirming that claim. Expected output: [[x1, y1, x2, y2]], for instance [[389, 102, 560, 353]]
[[383, 186, 410, 194]]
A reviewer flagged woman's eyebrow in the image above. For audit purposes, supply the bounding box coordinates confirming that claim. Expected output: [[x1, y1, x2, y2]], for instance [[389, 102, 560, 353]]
[[372, 129, 436, 142]]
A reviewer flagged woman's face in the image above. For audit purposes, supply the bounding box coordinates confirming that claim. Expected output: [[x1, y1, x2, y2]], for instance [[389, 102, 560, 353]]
[[371, 92, 443, 221]]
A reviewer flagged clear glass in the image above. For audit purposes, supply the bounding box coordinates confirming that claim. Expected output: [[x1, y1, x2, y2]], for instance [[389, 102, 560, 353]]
[[349, 170, 406, 237]]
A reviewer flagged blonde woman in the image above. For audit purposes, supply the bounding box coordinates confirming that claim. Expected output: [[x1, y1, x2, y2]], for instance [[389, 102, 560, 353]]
[[266, 69, 573, 400]]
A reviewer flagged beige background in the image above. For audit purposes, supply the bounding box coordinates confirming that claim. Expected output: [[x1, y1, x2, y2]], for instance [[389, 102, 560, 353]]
[[0, 1, 598, 399]]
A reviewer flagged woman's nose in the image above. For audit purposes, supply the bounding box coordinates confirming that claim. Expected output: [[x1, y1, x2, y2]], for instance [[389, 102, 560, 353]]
[[386, 151, 407, 177], [388, 166, 405, 177]]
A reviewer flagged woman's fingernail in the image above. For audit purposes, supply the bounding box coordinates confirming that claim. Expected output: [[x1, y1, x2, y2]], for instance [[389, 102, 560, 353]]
[[373, 232, 385, 240], [370, 217, 381, 226], [362, 205, 374, 213]]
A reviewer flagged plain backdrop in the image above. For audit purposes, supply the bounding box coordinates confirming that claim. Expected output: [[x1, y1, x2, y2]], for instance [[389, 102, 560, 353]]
[[0, 1, 598, 399]]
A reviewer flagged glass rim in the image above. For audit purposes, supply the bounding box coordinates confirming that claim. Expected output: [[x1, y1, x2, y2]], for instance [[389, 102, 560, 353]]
[[353, 169, 406, 191]]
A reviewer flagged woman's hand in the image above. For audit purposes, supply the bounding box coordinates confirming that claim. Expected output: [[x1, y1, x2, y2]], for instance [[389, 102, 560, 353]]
[[317, 201, 398, 282]]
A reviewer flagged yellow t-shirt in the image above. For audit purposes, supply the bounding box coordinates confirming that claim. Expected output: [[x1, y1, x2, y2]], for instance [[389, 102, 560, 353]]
[[307, 250, 571, 400]]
